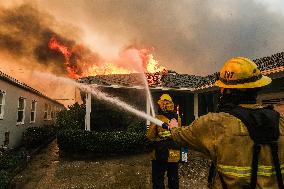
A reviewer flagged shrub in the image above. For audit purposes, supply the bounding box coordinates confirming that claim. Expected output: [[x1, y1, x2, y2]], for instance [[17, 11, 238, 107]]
[[0, 150, 27, 188], [56, 103, 85, 130], [57, 129, 150, 155], [0, 170, 9, 189], [23, 125, 56, 148], [126, 120, 147, 133], [0, 151, 26, 171]]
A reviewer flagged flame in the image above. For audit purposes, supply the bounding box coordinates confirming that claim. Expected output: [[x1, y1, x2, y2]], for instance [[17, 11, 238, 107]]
[[48, 36, 166, 79], [48, 36, 81, 79]]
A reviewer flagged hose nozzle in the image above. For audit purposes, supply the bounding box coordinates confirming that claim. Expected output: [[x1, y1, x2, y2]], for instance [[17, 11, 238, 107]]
[[162, 122, 169, 130]]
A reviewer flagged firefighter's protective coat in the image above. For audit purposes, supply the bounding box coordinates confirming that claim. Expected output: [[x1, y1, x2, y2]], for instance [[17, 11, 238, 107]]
[[147, 114, 181, 162], [171, 104, 284, 189]]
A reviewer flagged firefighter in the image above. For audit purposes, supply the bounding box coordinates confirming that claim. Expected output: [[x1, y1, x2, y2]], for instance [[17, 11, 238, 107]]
[[147, 94, 181, 189], [167, 57, 284, 189]]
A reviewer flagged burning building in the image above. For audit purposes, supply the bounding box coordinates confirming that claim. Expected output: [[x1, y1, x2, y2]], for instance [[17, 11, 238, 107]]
[[77, 51, 284, 130]]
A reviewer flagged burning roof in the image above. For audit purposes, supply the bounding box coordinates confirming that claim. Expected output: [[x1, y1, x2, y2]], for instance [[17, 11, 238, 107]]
[[48, 36, 166, 79], [78, 52, 284, 91]]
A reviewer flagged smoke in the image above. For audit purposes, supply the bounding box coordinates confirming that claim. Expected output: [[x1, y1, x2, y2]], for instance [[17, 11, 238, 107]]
[[0, 3, 85, 106], [0, 4, 79, 71], [1, 0, 284, 106], [34, 0, 284, 75]]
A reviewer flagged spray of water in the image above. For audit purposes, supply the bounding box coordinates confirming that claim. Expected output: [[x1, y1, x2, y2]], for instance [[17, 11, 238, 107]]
[[126, 49, 156, 117], [33, 71, 164, 126], [141, 73, 156, 117]]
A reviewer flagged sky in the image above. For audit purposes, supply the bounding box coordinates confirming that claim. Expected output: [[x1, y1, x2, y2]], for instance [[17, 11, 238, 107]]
[[0, 0, 284, 105]]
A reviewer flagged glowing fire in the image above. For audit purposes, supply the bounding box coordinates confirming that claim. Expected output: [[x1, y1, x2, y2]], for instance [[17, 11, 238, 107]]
[[48, 36, 81, 79], [48, 36, 166, 79]]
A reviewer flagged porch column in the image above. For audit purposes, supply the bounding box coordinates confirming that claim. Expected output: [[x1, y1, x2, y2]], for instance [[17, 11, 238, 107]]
[[194, 93, 199, 119], [85, 92, 91, 131], [146, 95, 151, 128]]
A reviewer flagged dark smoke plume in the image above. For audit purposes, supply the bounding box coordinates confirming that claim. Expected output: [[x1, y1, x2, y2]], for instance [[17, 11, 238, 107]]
[[0, 4, 79, 74]]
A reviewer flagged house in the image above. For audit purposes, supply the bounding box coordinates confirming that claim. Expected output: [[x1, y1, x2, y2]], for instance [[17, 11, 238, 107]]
[[78, 52, 284, 130], [0, 71, 65, 149]]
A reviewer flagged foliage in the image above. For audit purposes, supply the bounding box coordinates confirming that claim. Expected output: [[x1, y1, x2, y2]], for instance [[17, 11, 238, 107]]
[[0, 150, 26, 172], [0, 170, 9, 189], [56, 103, 85, 130], [57, 129, 150, 155], [23, 125, 56, 148], [126, 120, 147, 133], [0, 150, 27, 188]]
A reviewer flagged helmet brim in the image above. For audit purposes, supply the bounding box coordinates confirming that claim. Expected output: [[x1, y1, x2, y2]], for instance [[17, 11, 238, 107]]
[[214, 75, 272, 88]]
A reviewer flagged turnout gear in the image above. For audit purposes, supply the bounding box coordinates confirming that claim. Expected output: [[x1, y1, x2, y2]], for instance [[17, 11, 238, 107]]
[[170, 104, 284, 189], [152, 161, 179, 189], [147, 114, 181, 162], [218, 104, 283, 189], [168, 57, 283, 188], [147, 94, 181, 189], [215, 57, 271, 89]]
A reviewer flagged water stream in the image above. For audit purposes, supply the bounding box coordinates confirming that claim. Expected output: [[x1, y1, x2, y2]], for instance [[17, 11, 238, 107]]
[[141, 72, 156, 117], [33, 72, 164, 126]]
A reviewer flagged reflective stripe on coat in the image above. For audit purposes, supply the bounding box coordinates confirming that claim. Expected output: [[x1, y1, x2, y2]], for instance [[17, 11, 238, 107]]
[[171, 104, 284, 189], [147, 114, 181, 162]]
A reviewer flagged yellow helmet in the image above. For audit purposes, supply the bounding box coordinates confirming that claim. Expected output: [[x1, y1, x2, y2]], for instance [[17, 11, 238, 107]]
[[159, 94, 173, 102], [158, 94, 174, 112], [215, 57, 272, 88]]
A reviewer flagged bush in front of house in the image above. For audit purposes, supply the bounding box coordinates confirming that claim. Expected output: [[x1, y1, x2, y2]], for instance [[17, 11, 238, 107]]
[[23, 125, 56, 148], [126, 120, 146, 133], [0, 150, 27, 171], [0, 170, 9, 189], [56, 103, 85, 130], [57, 129, 150, 155], [0, 150, 27, 188]]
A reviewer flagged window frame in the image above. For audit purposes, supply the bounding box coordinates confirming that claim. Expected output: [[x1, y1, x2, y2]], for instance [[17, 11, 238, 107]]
[[44, 103, 48, 120], [30, 100, 37, 123], [16, 97, 26, 125], [44, 103, 52, 121], [0, 90, 6, 120]]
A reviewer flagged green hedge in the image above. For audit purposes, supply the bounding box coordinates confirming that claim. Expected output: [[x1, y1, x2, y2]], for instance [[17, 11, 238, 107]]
[[0, 151, 27, 172], [57, 129, 150, 155], [23, 125, 56, 148], [0, 150, 27, 188], [0, 170, 9, 189]]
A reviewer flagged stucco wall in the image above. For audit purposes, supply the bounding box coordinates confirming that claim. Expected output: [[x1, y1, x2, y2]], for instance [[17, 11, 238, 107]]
[[0, 79, 65, 149]]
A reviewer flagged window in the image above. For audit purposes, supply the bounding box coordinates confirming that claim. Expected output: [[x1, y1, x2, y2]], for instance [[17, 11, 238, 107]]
[[4, 131, 9, 146], [0, 91, 6, 119], [44, 103, 48, 120], [51, 106, 54, 119], [17, 97, 26, 124], [44, 103, 52, 120], [30, 101, 37, 123], [48, 104, 52, 120]]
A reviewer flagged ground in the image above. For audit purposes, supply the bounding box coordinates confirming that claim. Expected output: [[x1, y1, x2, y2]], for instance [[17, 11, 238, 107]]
[[12, 140, 210, 189]]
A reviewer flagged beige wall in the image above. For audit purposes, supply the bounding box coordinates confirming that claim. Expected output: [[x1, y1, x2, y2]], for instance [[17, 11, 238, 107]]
[[0, 79, 65, 149]]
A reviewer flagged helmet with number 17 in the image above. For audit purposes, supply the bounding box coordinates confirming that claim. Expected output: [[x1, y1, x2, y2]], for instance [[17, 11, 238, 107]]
[[214, 57, 272, 89]]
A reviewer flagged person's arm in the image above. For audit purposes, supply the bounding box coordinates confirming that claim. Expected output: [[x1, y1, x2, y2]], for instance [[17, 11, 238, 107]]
[[169, 113, 218, 157]]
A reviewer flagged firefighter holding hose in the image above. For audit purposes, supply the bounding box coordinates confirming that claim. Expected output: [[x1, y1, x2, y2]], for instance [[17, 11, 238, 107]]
[[166, 57, 284, 189], [147, 94, 181, 189]]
